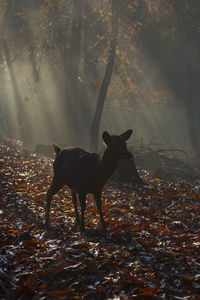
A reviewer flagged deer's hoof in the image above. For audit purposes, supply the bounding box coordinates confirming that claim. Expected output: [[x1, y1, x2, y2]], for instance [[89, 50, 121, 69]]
[[80, 227, 85, 233], [102, 228, 107, 235], [45, 222, 50, 230], [76, 217, 80, 225]]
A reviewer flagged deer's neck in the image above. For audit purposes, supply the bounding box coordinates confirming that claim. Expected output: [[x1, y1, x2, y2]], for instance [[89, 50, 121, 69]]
[[101, 148, 118, 180]]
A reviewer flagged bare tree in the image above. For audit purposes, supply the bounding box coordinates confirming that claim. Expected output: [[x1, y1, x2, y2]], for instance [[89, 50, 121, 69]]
[[64, 0, 83, 143], [90, 0, 119, 151]]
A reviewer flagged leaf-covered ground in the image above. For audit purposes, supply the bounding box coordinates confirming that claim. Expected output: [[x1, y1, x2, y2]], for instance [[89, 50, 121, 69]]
[[0, 137, 200, 299]]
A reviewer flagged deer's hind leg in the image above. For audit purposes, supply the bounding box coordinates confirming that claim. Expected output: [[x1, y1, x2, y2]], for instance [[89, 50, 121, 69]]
[[78, 192, 86, 232], [94, 191, 106, 232], [45, 178, 63, 228], [71, 189, 80, 224]]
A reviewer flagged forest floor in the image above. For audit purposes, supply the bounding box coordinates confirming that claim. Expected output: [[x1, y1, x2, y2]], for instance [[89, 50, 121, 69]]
[[0, 137, 200, 299]]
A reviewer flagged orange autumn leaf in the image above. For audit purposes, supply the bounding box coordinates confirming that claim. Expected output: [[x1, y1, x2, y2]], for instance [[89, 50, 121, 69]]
[[48, 289, 73, 297], [139, 287, 160, 296]]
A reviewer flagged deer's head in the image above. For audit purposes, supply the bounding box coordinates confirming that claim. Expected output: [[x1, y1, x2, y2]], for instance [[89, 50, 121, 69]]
[[103, 129, 133, 160]]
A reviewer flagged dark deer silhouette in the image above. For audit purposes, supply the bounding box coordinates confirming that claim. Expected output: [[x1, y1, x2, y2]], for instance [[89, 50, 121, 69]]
[[45, 130, 133, 232]]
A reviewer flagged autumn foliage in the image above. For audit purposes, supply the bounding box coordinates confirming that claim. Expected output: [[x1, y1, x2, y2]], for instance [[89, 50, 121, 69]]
[[0, 137, 200, 299]]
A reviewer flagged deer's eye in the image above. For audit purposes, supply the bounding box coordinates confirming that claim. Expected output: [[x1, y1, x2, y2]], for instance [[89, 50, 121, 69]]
[[112, 142, 126, 149], [112, 143, 120, 149]]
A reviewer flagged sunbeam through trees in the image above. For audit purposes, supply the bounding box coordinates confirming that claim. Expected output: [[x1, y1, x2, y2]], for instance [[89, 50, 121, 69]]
[[0, 1, 200, 299]]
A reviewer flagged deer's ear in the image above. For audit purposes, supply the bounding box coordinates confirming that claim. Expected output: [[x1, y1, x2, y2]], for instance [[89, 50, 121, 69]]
[[53, 144, 61, 155], [121, 129, 133, 141], [102, 131, 111, 145]]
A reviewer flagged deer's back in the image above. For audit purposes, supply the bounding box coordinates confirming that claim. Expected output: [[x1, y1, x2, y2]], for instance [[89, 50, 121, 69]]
[[53, 147, 106, 192]]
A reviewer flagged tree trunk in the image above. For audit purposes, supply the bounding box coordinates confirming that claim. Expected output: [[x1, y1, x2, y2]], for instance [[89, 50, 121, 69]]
[[90, 0, 119, 152], [185, 74, 200, 155], [3, 37, 24, 140], [69, 0, 83, 102], [174, 0, 200, 155], [64, 0, 83, 144]]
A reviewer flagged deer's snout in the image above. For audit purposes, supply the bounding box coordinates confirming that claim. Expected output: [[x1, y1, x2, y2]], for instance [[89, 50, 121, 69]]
[[127, 151, 133, 159], [120, 150, 132, 160], [126, 151, 133, 159]]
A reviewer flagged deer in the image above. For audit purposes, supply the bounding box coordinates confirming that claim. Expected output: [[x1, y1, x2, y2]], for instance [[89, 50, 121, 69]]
[[45, 129, 133, 232]]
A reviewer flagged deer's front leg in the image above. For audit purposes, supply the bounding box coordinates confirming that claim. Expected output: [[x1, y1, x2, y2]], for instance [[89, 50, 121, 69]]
[[94, 191, 106, 232], [71, 189, 80, 224], [45, 179, 63, 229], [78, 192, 86, 232]]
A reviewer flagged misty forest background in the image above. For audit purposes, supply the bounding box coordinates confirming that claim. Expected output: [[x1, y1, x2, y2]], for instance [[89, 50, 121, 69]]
[[1, 1, 200, 298], [0, 0, 200, 157]]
